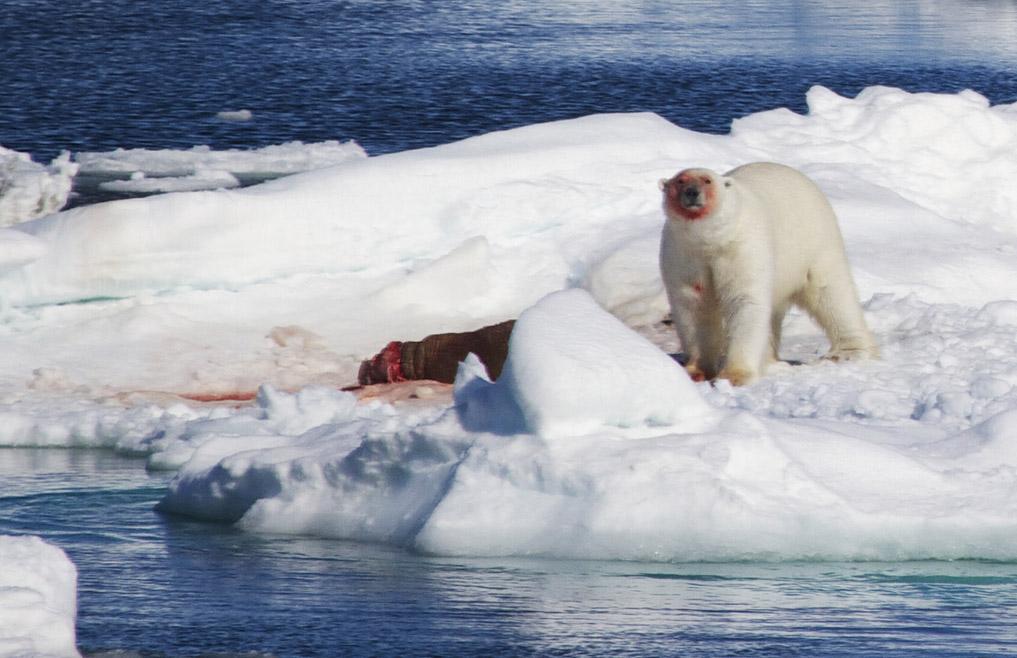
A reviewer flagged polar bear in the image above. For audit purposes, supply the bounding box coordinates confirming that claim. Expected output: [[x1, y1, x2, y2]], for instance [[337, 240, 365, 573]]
[[659, 162, 878, 386]]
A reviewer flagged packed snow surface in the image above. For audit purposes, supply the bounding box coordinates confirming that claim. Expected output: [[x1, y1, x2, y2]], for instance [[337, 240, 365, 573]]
[[0, 536, 79, 658], [4, 86, 1017, 564]]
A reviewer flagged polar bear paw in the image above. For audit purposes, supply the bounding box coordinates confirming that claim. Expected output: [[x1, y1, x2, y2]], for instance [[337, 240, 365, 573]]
[[824, 346, 878, 362], [717, 366, 757, 387], [684, 362, 710, 382]]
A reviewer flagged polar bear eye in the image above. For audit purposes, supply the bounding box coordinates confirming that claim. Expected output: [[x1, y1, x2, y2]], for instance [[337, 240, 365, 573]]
[[703, 179, 712, 185]]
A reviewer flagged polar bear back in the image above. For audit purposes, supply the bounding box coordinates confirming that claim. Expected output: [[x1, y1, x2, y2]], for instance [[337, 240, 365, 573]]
[[728, 162, 850, 299]]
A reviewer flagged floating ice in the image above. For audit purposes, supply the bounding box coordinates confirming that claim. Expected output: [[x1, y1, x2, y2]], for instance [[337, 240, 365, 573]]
[[0, 147, 77, 227], [73, 139, 367, 197], [75, 140, 366, 179], [99, 168, 241, 194], [216, 109, 254, 122], [0, 535, 79, 658], [152, 290, 1017, 562], [3, 86, 1017, 563]]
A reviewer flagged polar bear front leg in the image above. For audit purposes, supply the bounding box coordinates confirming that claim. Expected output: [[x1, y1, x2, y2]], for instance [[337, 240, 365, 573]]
[[672, 284, 723, 382], [715, 261, 772, 386], [719, 299, 770, 385]]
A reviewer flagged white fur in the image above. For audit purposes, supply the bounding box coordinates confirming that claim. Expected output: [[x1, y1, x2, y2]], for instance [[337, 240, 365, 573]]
[[659, 162, 878, 385]]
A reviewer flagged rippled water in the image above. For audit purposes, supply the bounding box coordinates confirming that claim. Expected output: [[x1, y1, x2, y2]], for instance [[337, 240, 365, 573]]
[[5, 1, 1017, 655], [3, 449, 1017, 657], [3, 0, 1017, 163]]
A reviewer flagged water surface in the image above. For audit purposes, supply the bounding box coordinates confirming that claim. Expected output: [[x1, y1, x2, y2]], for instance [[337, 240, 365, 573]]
[[3, 449, 1017, 657], [2, 0, 1016, 164]]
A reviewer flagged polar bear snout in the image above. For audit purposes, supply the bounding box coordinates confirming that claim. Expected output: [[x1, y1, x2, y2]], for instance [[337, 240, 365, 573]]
[[662, 168, 718, 221], [680, 184, 704, 208]]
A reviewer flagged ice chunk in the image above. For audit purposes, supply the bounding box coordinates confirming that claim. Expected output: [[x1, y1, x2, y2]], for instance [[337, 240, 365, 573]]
[[0, 535, 79, 658], [0, 147, 77, 227], [99, 168, 241, 194], [216, 109, 253, 122]]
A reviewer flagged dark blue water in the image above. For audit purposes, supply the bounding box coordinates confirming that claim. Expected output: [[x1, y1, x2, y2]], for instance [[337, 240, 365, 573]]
[[5, 2, 1017, 655], [3, 0, 1017, 165], [4, 449, 1017, 658]]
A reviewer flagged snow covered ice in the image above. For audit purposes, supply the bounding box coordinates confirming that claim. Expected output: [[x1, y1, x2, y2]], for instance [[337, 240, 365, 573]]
[[4, 86, 1017, 575]]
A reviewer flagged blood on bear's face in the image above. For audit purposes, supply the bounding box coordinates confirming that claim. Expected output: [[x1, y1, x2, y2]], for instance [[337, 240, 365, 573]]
[[661, 169, 719, 221]]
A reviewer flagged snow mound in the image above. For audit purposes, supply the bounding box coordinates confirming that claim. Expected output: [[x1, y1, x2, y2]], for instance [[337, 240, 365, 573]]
[[732, 85, 1017, 231], [1, 112, 692, 309], [455, 289, 713, 438], [0, 147, 77, 227], [0, 535, 79, 658]]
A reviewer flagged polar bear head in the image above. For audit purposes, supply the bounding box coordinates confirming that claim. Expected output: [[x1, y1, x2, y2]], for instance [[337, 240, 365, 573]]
[[659, 168, 735, 223]]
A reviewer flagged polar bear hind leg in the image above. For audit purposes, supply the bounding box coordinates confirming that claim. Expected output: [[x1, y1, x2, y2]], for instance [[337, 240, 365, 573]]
[[795, 261, 878, 361], [768, 300, 791, 363]]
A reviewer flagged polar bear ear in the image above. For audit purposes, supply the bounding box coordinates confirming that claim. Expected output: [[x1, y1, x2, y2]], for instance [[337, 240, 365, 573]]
[[658, 177, 669, 191]]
